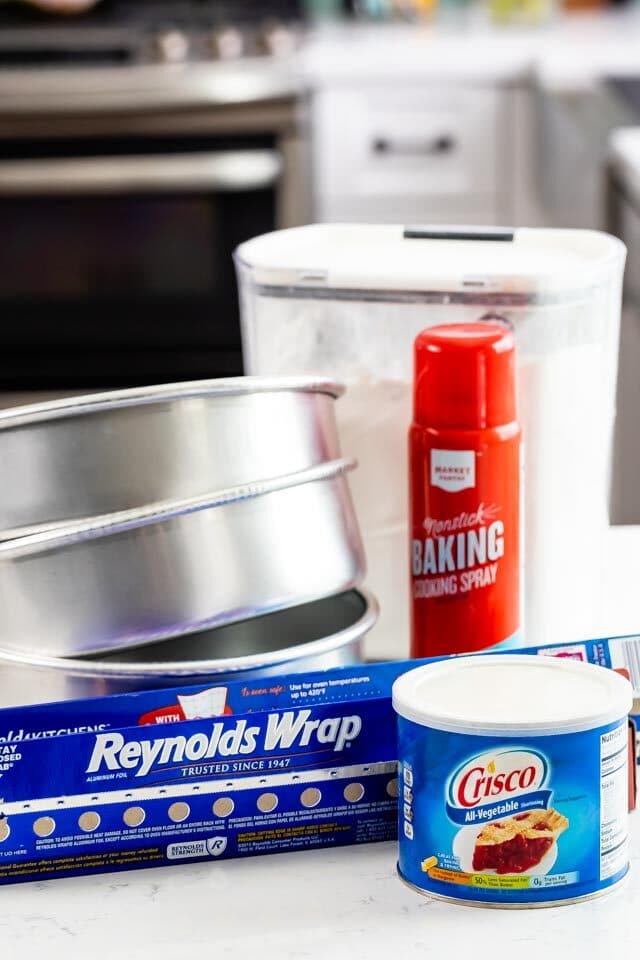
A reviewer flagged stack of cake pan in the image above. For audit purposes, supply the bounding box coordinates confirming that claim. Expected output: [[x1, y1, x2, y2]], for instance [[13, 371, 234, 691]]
[[0, 377, 374, 707]]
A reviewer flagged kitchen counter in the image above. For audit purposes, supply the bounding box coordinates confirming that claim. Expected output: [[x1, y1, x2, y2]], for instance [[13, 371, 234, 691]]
[[300, 10, 640, 88], [1, 831, 638, 958]]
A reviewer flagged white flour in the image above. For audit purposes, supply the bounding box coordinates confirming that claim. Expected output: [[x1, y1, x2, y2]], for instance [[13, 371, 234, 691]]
[[518, 344, 609, 645], [335, 378, 413, 659]]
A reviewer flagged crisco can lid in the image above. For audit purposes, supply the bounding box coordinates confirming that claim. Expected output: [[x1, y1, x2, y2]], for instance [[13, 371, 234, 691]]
[[392, 654, 633, 736]]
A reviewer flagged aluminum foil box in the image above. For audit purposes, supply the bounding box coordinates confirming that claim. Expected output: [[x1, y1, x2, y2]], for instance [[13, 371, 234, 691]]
[[0, 669, 405, 885], [0, 634, 637, 885]]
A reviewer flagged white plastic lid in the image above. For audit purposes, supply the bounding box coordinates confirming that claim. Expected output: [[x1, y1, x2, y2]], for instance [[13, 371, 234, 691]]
[[235, 224, 625, 299], [392, 654, 633, 736]]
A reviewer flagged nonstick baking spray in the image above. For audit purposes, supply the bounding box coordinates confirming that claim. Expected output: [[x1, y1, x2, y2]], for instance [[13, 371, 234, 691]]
[[409, 320, 521, 657]]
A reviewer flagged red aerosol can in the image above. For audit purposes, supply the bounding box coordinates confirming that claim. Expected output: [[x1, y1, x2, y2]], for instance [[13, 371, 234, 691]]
[[409, 321, 521, 657]]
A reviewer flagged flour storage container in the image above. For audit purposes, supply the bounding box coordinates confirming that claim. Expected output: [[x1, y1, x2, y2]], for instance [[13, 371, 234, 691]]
[[235, 225, 626, 658]]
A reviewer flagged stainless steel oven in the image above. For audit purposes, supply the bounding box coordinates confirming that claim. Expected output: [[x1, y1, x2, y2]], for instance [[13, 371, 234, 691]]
[[0, 56, 309, 396]]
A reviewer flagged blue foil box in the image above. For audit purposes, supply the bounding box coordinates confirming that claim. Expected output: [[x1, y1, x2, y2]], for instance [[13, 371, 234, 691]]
[[0, 634, 637, 885]]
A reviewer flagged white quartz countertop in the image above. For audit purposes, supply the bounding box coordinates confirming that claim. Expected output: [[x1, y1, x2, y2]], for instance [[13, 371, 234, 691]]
[[1, 834, 638, 959]]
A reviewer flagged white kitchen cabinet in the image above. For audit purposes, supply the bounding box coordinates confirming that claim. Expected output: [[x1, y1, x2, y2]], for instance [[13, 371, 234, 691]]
[[609, 129, 640, 524], [311, 83, 511, 225]]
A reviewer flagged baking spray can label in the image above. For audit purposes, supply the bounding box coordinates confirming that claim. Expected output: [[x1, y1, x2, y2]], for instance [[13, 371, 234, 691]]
[[410, 440, 521, 657], [408, 319, 521, 659], [397, 718, 630, 905]]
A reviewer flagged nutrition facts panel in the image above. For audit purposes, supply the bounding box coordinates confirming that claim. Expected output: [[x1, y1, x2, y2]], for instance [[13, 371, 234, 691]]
[[600, 723, 628, 880]]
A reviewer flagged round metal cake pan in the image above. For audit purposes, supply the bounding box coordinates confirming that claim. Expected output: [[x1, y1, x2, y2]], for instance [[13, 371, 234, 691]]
[[0, 376, 344, 538], [0, 458, 365, 658], [0, 589, 376, 708]]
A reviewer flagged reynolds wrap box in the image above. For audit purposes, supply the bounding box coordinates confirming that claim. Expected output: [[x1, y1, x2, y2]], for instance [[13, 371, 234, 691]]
[[0, 634, 637, 885]]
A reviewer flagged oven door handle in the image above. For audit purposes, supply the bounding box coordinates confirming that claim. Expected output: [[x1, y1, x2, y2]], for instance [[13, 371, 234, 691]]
[[0, 150, 282, 194]]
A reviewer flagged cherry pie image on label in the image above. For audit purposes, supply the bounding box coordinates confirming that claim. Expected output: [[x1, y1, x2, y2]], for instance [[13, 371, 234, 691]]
[[393, 654, 633, 906], [471, 808, 569, 874]]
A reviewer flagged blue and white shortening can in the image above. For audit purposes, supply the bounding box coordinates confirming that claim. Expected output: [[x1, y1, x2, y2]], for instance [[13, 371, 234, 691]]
[[392, 654, 633, 907]]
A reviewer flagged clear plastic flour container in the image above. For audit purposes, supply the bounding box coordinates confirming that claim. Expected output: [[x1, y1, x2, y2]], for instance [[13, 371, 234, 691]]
[[235, 225, 626, 659]]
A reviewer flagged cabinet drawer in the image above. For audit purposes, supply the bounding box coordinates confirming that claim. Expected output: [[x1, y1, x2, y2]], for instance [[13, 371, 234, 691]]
[[313, 85, 502, 206]]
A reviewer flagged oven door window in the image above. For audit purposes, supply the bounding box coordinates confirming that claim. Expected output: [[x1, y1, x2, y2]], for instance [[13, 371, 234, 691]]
[[0, 149, 278, 388], [4, 195, 221, 298]]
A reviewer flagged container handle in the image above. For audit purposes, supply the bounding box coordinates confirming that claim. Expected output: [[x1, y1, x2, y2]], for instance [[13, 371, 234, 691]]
[[403, 226, 514, 242]]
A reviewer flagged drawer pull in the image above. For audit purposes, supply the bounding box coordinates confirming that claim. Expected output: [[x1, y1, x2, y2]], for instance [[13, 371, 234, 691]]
[[372, 135, 456, 156]]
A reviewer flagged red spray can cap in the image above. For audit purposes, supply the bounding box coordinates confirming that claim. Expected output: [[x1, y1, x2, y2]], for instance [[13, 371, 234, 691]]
[[413, 320, 516, 430]]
